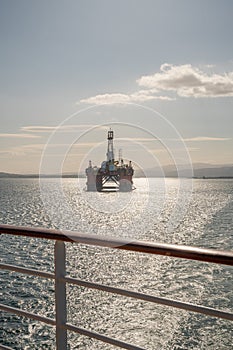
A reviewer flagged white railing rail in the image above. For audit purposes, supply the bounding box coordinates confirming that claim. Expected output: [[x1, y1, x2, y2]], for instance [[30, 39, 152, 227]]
[[1, 224, 233, 350]]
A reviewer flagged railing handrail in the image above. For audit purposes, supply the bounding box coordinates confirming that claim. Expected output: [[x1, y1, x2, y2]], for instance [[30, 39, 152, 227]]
[[1, 224, 233, 349], [1, 224, 233, 265]]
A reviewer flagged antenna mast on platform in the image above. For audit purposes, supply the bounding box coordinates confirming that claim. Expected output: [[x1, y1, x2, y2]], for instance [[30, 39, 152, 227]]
[[106, 129, 114, 161]]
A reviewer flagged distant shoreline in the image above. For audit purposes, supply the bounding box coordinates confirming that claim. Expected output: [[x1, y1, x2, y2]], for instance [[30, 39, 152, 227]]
[[1, 173, 233, 180], [0, 173, 84, 179]]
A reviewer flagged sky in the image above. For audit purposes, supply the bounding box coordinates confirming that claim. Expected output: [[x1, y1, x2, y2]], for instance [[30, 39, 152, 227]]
[[1, 0, 233, 174]]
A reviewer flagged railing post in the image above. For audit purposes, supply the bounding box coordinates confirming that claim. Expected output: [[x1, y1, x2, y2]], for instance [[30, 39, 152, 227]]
[[55, 240, 67, 350]]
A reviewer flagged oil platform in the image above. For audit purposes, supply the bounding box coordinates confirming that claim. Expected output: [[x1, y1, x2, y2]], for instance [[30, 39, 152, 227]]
[[86, 129, 134, 192]]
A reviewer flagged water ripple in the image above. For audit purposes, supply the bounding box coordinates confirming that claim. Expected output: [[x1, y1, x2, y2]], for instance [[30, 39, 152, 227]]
[[0, 178, 233, 349]]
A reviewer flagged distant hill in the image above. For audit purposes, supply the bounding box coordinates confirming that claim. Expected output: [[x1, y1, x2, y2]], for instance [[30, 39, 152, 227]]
[[0, 172, 83, 178], [0, 172, 25, 178], [192, 166, 233, 178], [1, 164, 233, 179], [135, 164, 233, 178]]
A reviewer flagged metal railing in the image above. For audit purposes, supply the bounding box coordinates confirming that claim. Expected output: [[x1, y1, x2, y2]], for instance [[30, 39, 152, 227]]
[[0, 224, 233, 350]]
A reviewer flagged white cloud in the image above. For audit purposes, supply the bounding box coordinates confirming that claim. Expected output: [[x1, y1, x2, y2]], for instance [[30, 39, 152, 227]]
[[149, 146, 199, 153], [2, 141, 101, 158], [204, 64, 215, 68], [79, 91, 175, 105], [14, 144, 46, 155], [137, 63, 233, 98], [117, 137, 157, 142], [78, 63, 233, 105], [0, 144, 45, 157], [0, 133, 40, 139], [21, 126, 58, 132], [21, 124, 100, 133], [130, 90, 174, 102], [184, 136, 231, 141], [80, 93, 131, 105]]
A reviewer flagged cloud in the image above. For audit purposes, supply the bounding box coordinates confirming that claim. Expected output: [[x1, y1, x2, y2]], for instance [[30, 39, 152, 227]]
[[0, 144, 45, 157], [21, 124, 101, 133], [137, 63, 233, 98], [149, 146, 199, 153], [21, 126, 58, 132], [204, 64, 215, 69], [78, 63, 233, 105], [130, 90, 175, 102], [80, 93, 130, 105], [1, 141, 101, 158], [117, 137, 157, 142], [0, 133, 40, 139], [183, 136, 231, 141], [79, 91, 175, 105], [14, 144, 46, 155]]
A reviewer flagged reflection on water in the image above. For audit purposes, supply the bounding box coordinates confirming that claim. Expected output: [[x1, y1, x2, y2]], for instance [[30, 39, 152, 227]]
[[0, 178, 233, 349]]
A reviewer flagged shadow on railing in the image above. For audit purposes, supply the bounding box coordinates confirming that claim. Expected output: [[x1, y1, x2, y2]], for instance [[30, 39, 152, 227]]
[[1, 224, 233, 350]]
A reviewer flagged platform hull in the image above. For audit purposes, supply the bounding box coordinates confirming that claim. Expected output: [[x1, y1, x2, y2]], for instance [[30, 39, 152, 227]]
[[86, 171, 133, 192], [119, 178, 133, 192]]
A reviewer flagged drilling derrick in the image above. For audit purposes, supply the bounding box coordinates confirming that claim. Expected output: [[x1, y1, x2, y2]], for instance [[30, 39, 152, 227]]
[[86, 129, 134, 192], [107, 130, 114, 161]]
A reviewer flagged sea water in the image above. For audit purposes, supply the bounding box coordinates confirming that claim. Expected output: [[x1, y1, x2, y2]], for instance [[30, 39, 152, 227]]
[[0, 178, 233, 349]]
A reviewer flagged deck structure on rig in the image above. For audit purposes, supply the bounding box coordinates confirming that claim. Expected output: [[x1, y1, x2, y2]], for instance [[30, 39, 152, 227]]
[[86, 129, 134, 192]]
